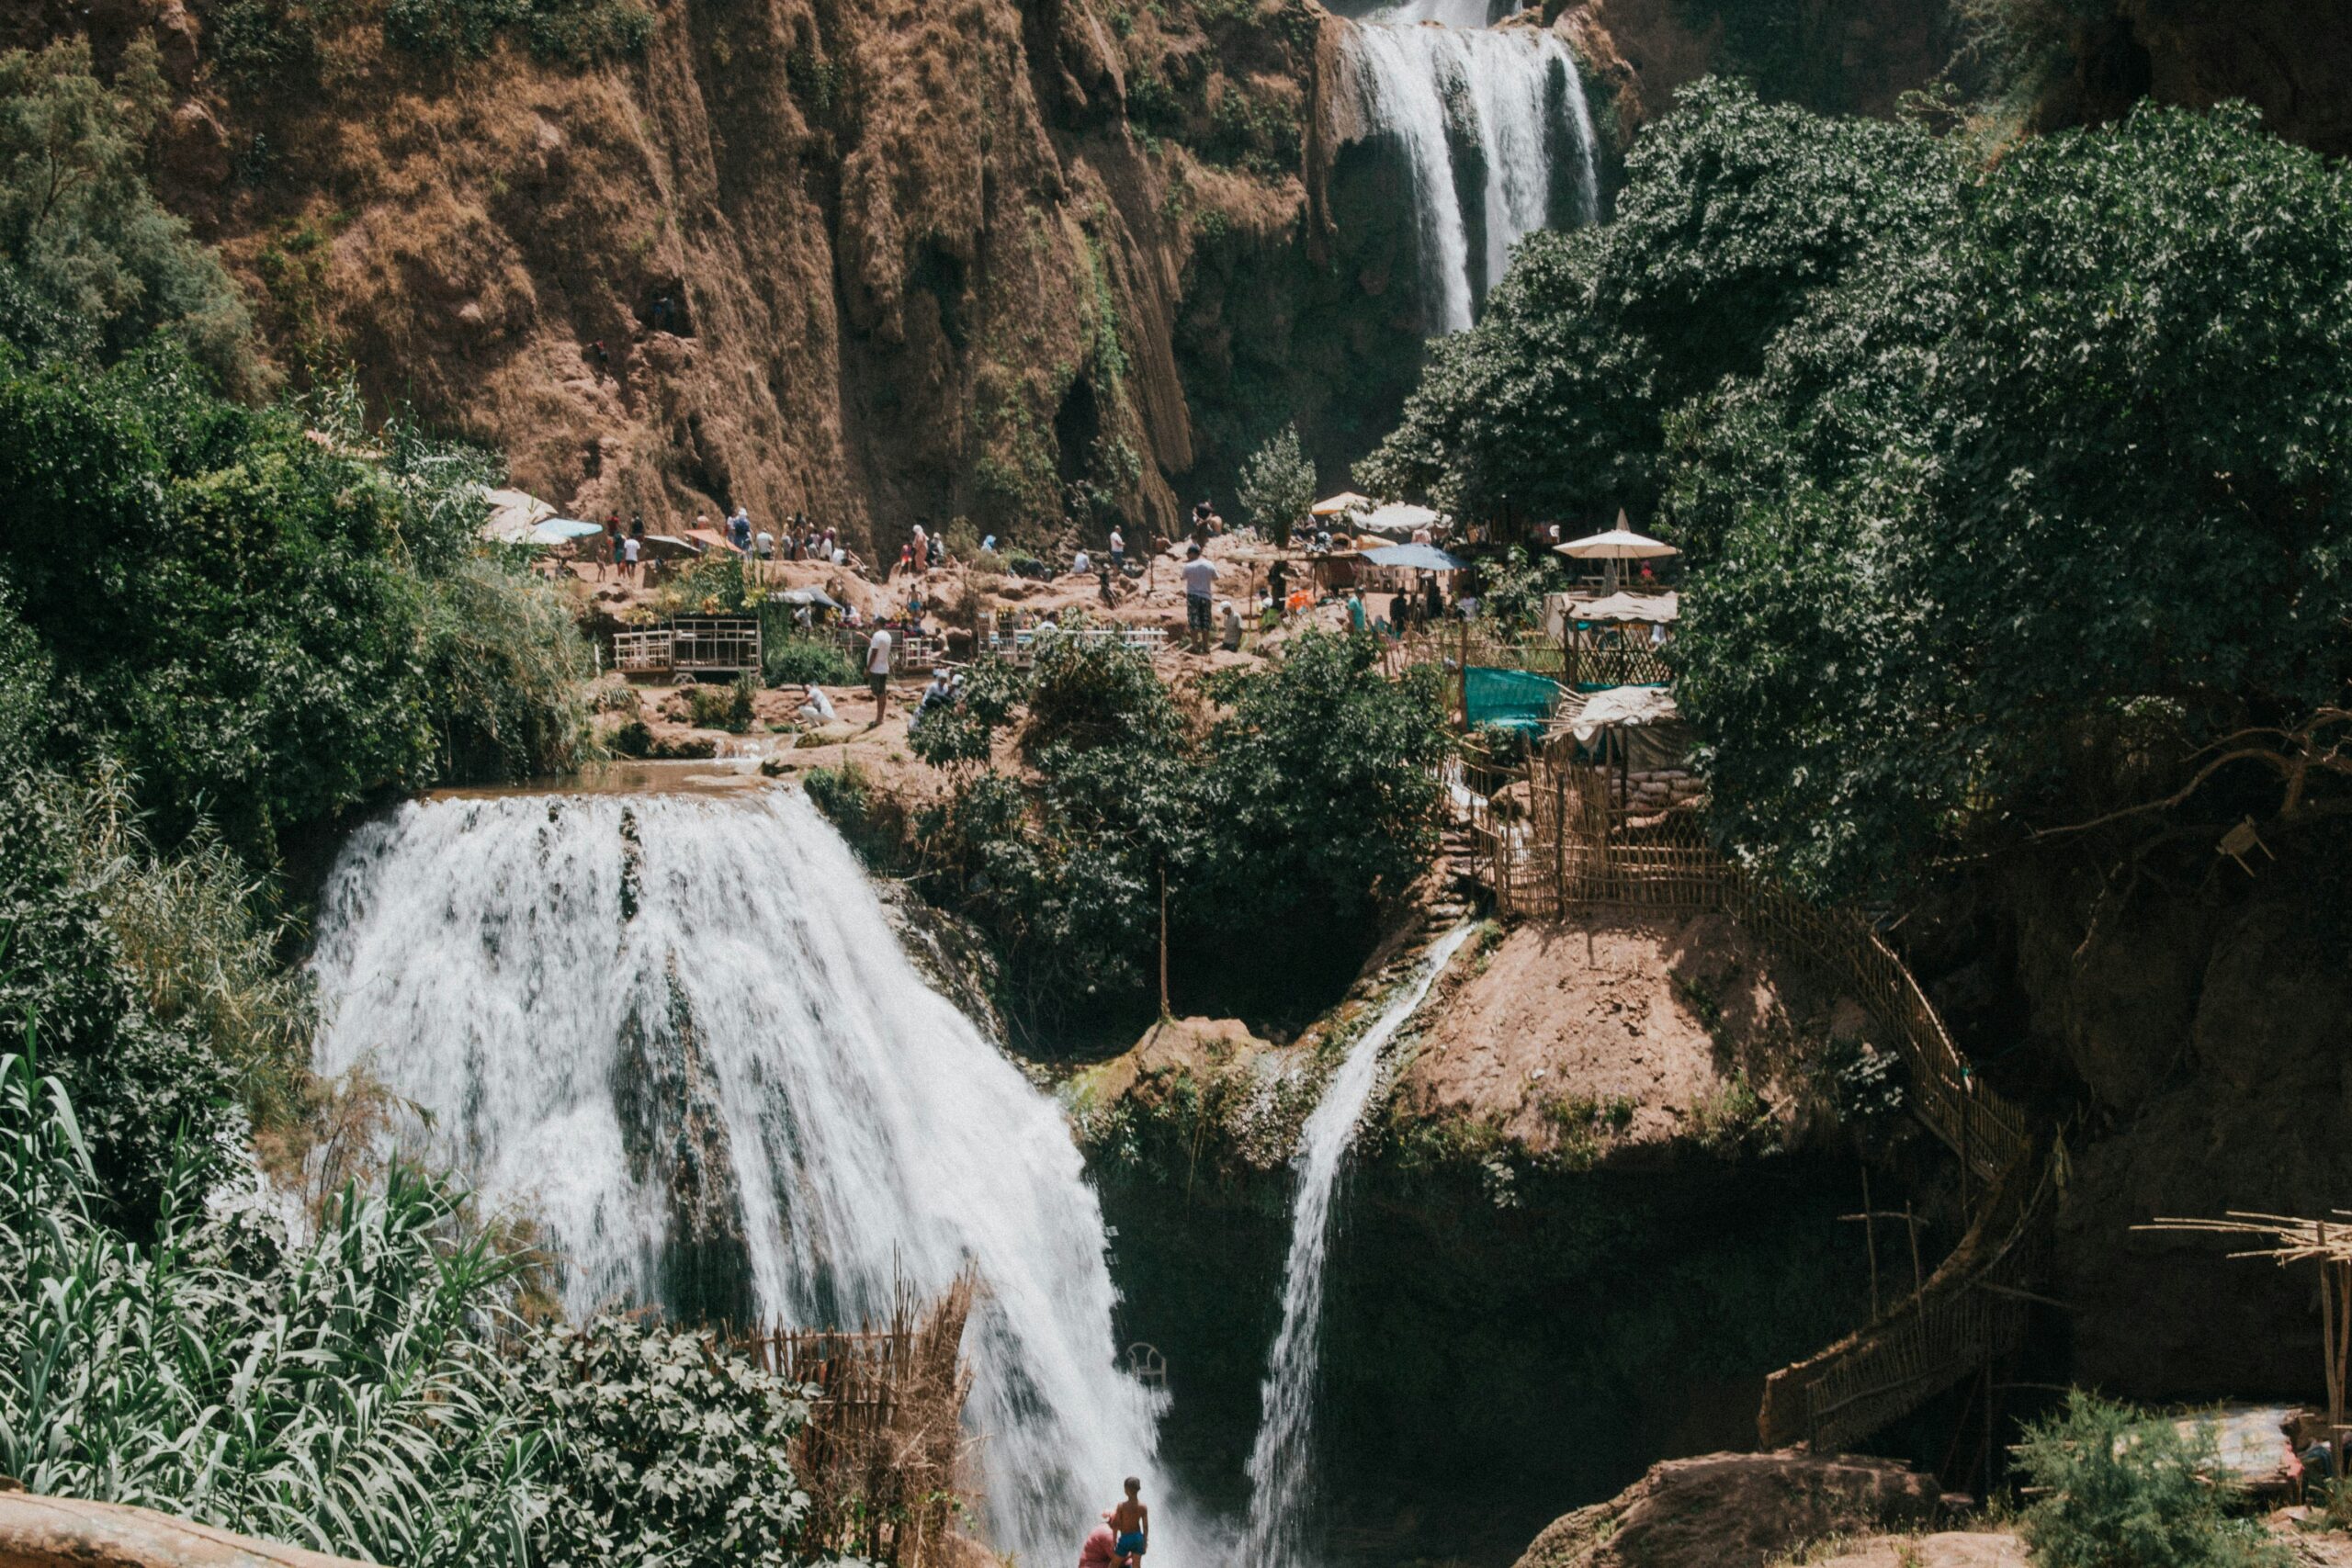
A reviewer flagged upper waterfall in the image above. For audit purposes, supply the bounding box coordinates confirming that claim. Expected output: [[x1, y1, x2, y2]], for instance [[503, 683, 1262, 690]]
[[310, 789, 1184, 1566], [1341, 4, 1599, 333]]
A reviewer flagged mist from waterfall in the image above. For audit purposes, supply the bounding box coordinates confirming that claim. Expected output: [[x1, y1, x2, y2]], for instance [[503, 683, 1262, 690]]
[[1238, 923, 1478, 1568], [310, 789, 1187, 1568], [1344, 6, 1599, 333]]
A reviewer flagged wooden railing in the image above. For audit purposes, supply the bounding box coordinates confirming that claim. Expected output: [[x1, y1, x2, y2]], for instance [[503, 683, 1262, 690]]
[[1453, 745, 2043, 1453]]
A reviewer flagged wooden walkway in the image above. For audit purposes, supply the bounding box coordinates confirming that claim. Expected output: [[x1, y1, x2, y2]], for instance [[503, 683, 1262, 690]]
[[1448, 746, 2046, 1454]]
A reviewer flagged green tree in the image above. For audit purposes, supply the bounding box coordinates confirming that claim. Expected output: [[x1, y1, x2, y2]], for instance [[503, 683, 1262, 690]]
[[0, 342, 590, 862], [1670, 101, 2352, 897], [1236, 423, 1315, 546], [1359, 77, 1955, 526], [0, 39, 256, 389]]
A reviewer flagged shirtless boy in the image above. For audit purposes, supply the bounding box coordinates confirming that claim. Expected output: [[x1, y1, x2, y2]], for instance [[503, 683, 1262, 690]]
[[1110, 1478, 1148, 1568]]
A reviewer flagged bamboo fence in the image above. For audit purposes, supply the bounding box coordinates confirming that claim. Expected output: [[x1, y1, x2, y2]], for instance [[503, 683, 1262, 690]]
[[731, 1272, 978, 1567], [1452, 740, 2044, 1451]]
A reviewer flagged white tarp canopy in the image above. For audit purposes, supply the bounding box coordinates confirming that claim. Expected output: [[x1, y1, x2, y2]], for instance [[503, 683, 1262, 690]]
[[479, 487, 557, 543], [1561, 684, 1680, 744], [1352, 502, 1447, 537], [1545, 591, 1679, 641], [1563, 591, 1679, 624]]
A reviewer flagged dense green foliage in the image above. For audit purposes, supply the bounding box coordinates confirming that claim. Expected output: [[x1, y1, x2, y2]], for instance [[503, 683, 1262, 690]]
[[515, 1317, 811, 1568], [0, 1052, 542, 1564], [0, 1053, 817, 1568], [1674, 101, 2352, 895], [0, 41, 256, 389], [0, 345, 593, 860], [2015, 1393, 2289, 1568], [1375, 80, 2352, 898], [765, 634, 859, 689], [1361, 79, 1956, 527], [829, 628, 1449, 1038], [1236, 423, 1314, 546]]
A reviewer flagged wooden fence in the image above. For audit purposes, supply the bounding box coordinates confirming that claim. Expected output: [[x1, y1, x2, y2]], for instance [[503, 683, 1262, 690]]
[[1453, 741, 2043, 1452], [612, 618, 763, 677], [731, 1273, 977, 1567]]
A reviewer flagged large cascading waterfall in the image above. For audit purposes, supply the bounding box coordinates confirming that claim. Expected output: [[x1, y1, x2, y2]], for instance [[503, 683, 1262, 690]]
[[310, 789, 1184, 1566], [1238, 923, 1478, 1568], [1344, 5, 1600, 333]]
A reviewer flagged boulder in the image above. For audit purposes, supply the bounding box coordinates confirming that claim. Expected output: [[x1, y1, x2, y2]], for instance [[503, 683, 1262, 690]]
[[1512, 1451, 1951, 1568]]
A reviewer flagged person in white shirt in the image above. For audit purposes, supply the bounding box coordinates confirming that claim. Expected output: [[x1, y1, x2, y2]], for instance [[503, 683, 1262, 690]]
[[796, 684, 837, 724], [1180, 544, 1217, 652], [865, 627, 894, 728], [1074, 549, 1092, 576], [1108, 527, 1125, 573]]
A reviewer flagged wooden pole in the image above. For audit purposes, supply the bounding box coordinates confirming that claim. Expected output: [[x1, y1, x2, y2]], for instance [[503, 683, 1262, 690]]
[[1861, 1165, 1882, 1321], [1159, 866, 1171, 1021], [1907, 1200, 1925, 1299]]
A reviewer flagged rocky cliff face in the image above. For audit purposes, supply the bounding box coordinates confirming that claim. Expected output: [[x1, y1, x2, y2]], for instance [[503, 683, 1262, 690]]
[[2014, 0, 2352, 158], [1912, 834, 2352, 1404], [26, 0, 1960, 552]]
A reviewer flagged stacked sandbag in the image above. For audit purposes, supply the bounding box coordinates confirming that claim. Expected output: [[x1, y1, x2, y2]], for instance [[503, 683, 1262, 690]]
[[1607, 769, 1704, 809]]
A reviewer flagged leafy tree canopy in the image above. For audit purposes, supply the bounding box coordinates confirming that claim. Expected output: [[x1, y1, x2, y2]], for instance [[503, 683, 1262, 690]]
[[1666, 100, 2352, 897], [1360, 77, 1957, 528], [0, 40, 256, 389]]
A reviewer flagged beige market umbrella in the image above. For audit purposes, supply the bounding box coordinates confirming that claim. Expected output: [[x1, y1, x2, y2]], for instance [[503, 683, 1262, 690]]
[[1555, 510, 1680, 592], [1311, 491, 1375, 518]]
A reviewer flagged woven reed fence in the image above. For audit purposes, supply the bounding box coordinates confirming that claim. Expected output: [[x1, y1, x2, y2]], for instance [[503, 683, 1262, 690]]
[[1456, 745, 2044, 1450], [731, 1273, 977, 1567]]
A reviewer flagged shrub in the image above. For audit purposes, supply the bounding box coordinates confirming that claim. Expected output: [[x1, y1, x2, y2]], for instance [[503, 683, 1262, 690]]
[[685, 677, 755, 734], [764, 634, 858, 688], [516, 1317, 809, 1568], [0, 345, 590, 863], [0, 1053, 543, 1566], [2016, 1393, 2290, 1568]]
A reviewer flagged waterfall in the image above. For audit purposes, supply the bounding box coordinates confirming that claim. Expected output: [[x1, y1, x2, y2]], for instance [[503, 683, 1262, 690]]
[[310, 790, 1182, 1566], [1343, 9, 1599, 333], [1238, 923, 1478, 1568]]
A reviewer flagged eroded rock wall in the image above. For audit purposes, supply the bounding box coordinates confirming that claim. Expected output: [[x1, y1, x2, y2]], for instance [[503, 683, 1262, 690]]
[[34, 0, 1968, 552]]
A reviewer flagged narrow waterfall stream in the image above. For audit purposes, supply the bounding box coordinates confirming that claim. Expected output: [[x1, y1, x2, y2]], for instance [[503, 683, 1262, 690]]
[[310, 789, 1183, 1567], [1344, 4, 1599, 332], [1239, 924, 1479, 1568]]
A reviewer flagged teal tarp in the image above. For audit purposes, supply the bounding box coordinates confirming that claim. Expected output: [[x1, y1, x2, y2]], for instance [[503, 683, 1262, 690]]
[[1464, 666, 1562, 736]]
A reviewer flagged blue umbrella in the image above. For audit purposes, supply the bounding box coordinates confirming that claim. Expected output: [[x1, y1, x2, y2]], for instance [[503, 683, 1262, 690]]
[[528, 517, 607, 545], [1360, 543, 1467, 572]]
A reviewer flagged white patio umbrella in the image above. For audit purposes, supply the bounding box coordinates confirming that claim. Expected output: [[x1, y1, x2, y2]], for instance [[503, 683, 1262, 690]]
[[1555, 510, 1680, 592]]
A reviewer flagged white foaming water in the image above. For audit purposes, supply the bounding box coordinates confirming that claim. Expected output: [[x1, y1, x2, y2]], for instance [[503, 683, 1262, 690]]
[[310, 790, 1182, 1566], [1238, 924, 1478, 1568], [1344, 12, 1600, 332]]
